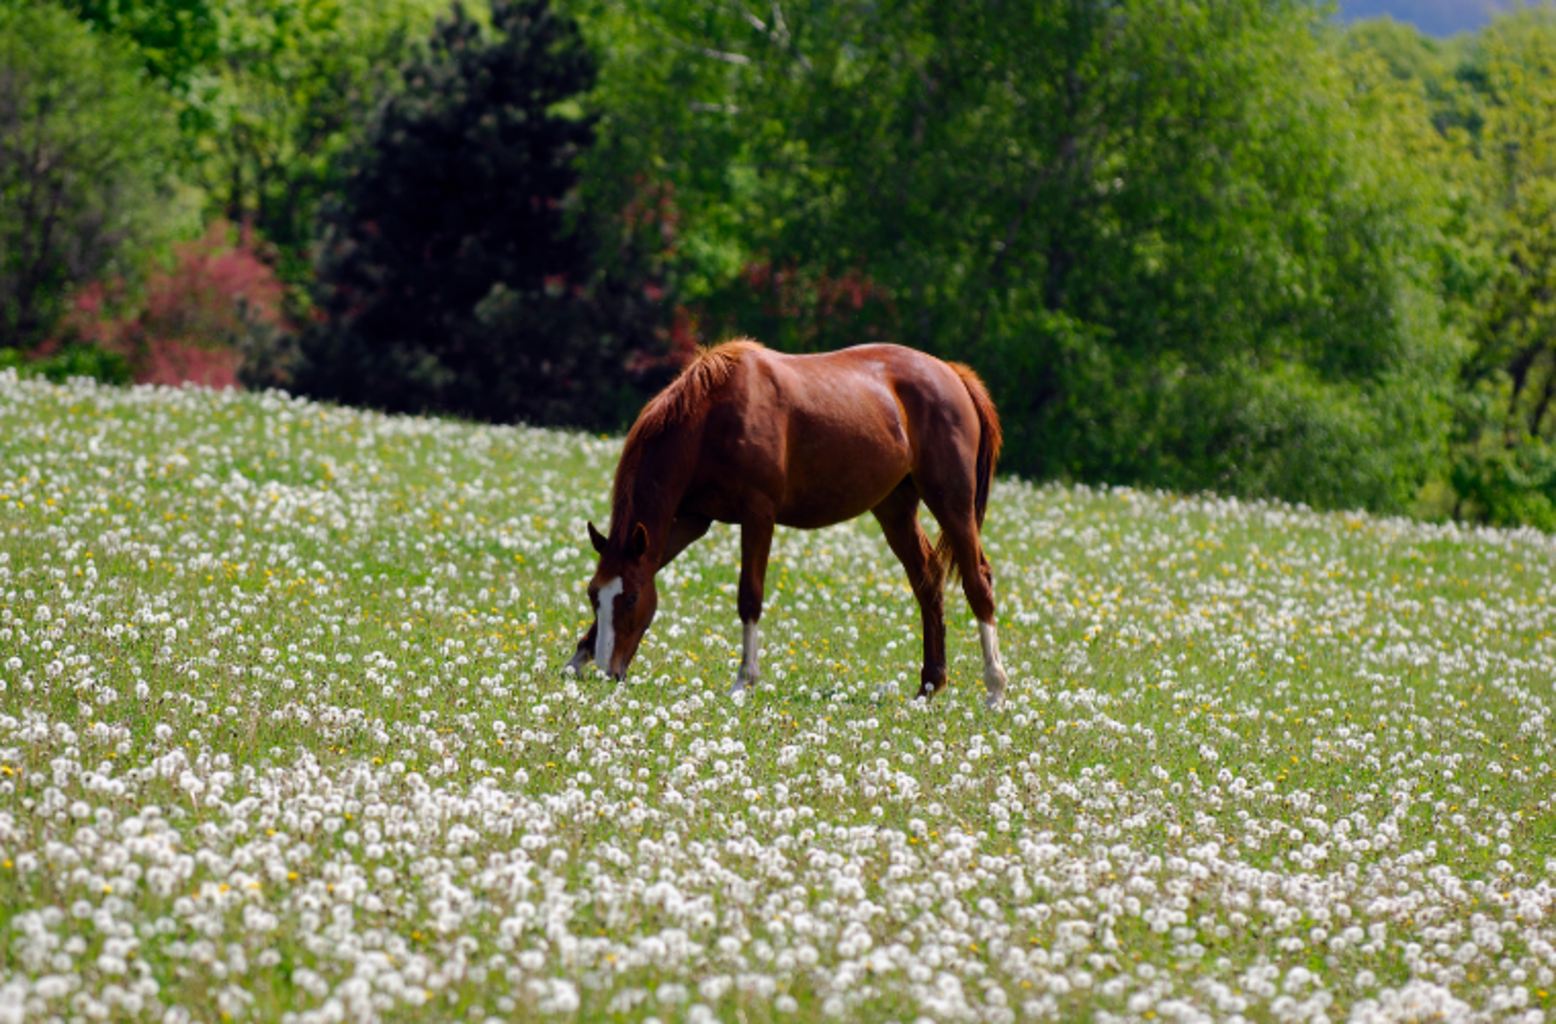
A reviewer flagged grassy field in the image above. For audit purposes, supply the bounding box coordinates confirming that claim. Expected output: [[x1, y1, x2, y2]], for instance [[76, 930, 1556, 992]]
[[0, 372, 1553, 1023]]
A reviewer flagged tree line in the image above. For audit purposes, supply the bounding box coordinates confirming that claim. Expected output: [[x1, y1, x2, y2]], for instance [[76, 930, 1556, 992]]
[[5, 0, 1556, 528]]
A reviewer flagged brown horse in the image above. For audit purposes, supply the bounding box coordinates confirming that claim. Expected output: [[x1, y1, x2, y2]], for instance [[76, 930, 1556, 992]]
[[565, 339, 1010, 707]]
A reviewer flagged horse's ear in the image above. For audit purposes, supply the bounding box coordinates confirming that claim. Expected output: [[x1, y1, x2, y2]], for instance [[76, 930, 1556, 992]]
[[626, 522, 649, 560], [587, 521, 607, 554]]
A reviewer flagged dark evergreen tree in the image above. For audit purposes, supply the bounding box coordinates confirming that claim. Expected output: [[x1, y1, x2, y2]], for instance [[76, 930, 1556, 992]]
[[294, 0, 664, 427]]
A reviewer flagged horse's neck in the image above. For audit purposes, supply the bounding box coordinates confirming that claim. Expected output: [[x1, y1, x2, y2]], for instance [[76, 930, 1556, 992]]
[[622, 420, 699, 555]]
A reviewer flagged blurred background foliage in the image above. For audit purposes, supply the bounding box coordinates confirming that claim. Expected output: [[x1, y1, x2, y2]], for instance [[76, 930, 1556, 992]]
[[292, 0, 667, 428], [8, 0, 1556, 528]]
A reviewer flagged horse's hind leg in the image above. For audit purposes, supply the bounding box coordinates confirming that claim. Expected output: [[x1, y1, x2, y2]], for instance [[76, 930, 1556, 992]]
[[942, 517, 1008, 708], [871, 481, 948, 699], [916, 468, 1008, 708]]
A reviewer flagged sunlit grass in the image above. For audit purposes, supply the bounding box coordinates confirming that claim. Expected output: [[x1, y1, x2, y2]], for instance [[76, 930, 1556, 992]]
[[1, 372, 1553, 1022]]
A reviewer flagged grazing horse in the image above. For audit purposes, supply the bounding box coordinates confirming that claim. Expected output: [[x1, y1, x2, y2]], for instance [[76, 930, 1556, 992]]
[[565, 339, 1010, 708]]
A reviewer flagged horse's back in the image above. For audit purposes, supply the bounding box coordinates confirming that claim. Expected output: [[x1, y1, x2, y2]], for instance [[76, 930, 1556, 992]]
[[770, 344, 978, 454], [692, 344, 976, 528]]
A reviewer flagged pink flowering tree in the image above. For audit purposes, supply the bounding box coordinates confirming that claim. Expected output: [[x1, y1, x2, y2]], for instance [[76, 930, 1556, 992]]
[[54, 221, 289, 389]]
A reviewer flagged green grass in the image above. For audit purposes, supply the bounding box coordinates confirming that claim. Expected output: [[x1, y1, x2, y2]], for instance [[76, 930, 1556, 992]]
[[0, 373, 1553, 1022]]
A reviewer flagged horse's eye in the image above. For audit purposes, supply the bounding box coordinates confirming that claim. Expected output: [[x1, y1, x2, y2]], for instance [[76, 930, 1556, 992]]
[[624, 593, 639, 609]]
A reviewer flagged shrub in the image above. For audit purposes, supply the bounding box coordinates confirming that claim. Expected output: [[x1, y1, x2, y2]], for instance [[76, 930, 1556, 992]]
[[52, 220, 288, 389], [0, 343, 130, 384]]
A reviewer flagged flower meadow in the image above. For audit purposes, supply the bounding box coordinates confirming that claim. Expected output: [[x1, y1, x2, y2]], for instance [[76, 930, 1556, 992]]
[[1, 373, 1554, 1024]]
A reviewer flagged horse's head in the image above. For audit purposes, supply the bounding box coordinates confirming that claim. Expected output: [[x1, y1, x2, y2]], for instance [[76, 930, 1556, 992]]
[[583, 520, 657, 679]]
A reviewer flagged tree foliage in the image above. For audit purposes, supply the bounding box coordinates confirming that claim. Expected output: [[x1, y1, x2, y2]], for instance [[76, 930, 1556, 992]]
[[30, 0, 1556, 529], [0, 0, 184, 349], [183, 0, 454, 281], [62, 0, 453, 281], [59, 0, 219, 96], [295, 0, 664, 428], [56, 220, 288, 389], [574, 0, 1460, 512], [1441, 11, 1556, 528]]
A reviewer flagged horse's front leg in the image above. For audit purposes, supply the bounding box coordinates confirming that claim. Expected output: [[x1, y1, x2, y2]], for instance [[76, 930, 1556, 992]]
[[734, 513, 775, 694]]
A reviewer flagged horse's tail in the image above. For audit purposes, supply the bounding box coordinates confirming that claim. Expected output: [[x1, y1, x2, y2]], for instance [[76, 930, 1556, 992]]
[[956, 362, 1002, 529], [933, 362, 1002, 583]]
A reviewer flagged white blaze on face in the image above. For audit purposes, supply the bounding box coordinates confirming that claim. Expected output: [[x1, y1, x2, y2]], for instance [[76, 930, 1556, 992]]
[[594, 577, 624, 673]]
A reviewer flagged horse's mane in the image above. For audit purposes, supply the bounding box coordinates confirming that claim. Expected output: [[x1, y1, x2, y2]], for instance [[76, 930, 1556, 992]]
[[609, 339, 761, 532]]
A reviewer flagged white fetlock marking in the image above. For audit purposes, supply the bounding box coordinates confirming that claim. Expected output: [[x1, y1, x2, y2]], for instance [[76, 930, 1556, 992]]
[[594, 577, 623, 673], [733, 620, 759, 692], [978, 620, 1008, 708]]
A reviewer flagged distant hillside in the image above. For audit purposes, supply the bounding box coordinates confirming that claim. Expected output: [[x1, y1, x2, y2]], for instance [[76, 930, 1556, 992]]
[[1340, 0, 1511, 35]]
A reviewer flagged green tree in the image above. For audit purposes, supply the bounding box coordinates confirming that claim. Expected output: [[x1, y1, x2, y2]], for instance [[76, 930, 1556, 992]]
[[59, 0, 218, 98], [58, 0, 455, 282], [576, 0, 1460, 512], [0, 0, 184, 349], [297, 0, 663, 427], [1447, 10, 1556, 528], [182, 0, 454, 281], [1340, 18, 1478, 134]]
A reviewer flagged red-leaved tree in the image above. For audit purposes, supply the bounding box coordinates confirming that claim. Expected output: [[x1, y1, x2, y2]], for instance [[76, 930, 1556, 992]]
[[54, 220, 288, 388]]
